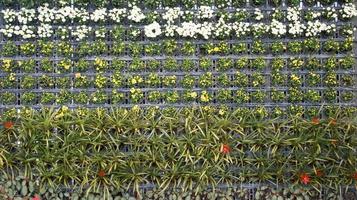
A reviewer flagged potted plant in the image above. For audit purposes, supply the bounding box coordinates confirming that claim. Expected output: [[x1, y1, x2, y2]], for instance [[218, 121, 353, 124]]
[[20, 92, 37, 105]]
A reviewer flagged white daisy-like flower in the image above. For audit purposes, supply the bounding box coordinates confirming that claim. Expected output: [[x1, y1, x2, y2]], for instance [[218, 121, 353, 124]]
[[127, 5, 146, 22], [17, 8, 36, 25], [287, 7, 301, 22], [254, 8, 264, 21], [109, 8, 127, 23], [340, 3, 357, 19], [176, 21, 200, 38], [198, 22, 214, 39], [2, 8, 17, 23], [305, 20, 327, 37], [213, 17, 232, 38], [91, 8, 107, 22], [144, 21, 162, 38], [270, 19, 286, 37], [232, 22, 250, 38], [288, 21, 305, 37], [37, 4, 55, 23], [198, 6, 214, 19], [37, 23, 53, 38], [162, 7, 182, 22], [72, 25, 92, 41]]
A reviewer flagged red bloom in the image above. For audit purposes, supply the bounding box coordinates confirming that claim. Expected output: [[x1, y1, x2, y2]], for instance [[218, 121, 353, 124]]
[[315, 169, 323, 177], [221, 144, 231, 154], [3, 121, 14, 129], [98, 170, 106, 177], [32, 195, 40, 200], [299, 173, 311, 185], [353, 171, 357, 181], [311, 117, 320, 125]]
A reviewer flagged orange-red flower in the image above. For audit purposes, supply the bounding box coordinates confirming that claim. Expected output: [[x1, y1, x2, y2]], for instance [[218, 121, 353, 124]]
[[221, 144, 231, 154], [299, 173, 311, 184], [98, 170, 106, 177], [32, 195, 40, 200], [3, 121, 14, 129], [353, 171, 357, 181], [311, 117, 320, 125]]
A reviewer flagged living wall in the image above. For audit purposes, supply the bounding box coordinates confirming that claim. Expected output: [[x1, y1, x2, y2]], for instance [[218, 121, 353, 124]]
[[0, 0, 357, 199]]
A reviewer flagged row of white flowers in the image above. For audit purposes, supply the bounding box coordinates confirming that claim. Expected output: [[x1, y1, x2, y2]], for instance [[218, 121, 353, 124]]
[[0, 19, 349, 40], [2, 3, 356, 24], [0, 4, 356, 40]]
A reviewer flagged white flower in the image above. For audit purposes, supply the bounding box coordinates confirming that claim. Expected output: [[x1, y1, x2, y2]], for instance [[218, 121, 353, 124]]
[[254, 8, 264, 21], [95, 27, 107, 38], [341, 3, 357, 19], [57, 26, 71, 39], [310, 10, 321, 19], [144, 21, 162, 38], [72, 25, 92, 41], [213, 17, 232, 38], [127, 5, 145, 22], [164, 24, 177, 37], [17, 8, 36, 24], [197, 6, 214, 19], [251, 23, 268, 37], [182, 10, 194, 21], [162, 7, 182, 22], [20, 25, 36, 39], [91, 8, 107, 22], [175, 21, 199, 38], [232, 22, 250, 38], [198, 22, 213, 39], [324, 24, 336, 35], [305, 20, 327, 37], [1, 9, 17, 23], [130, 28, 140, 37], [0, 25, 35, 39], [270, 19, 286, 37], [109, 8, 127, 23], [288, 21, 305, 37], [287, 7, 301, 22], [55, 6, 77, 23], [37, 23, 53, 38], [75, 8, 90, 23], [37, 4, 55, 23], [324, 7, 338, 21]]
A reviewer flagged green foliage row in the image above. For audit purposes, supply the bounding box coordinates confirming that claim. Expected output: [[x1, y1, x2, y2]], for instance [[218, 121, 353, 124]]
[[0, 106, 356, 198]]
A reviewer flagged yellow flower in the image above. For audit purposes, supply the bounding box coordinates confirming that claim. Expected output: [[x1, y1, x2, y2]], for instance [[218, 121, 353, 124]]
[[200, 91, 210, 102], [61, 106, 69, 112], [190, 92, 197, 98], [219, 109, 226, 116], [2, 59, 12, 71], [132, 105, 140, 111], [291, 74, 299, 81], [75, 73, 81, 78], [9, 73, 16, 81]]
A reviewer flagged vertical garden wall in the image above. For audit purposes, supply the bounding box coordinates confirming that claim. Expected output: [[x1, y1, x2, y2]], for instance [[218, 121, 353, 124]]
[[0, 0, 357, 199]]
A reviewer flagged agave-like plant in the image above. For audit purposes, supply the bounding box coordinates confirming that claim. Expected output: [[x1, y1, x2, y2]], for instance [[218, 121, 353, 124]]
[[0, 106, 356, 198]]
